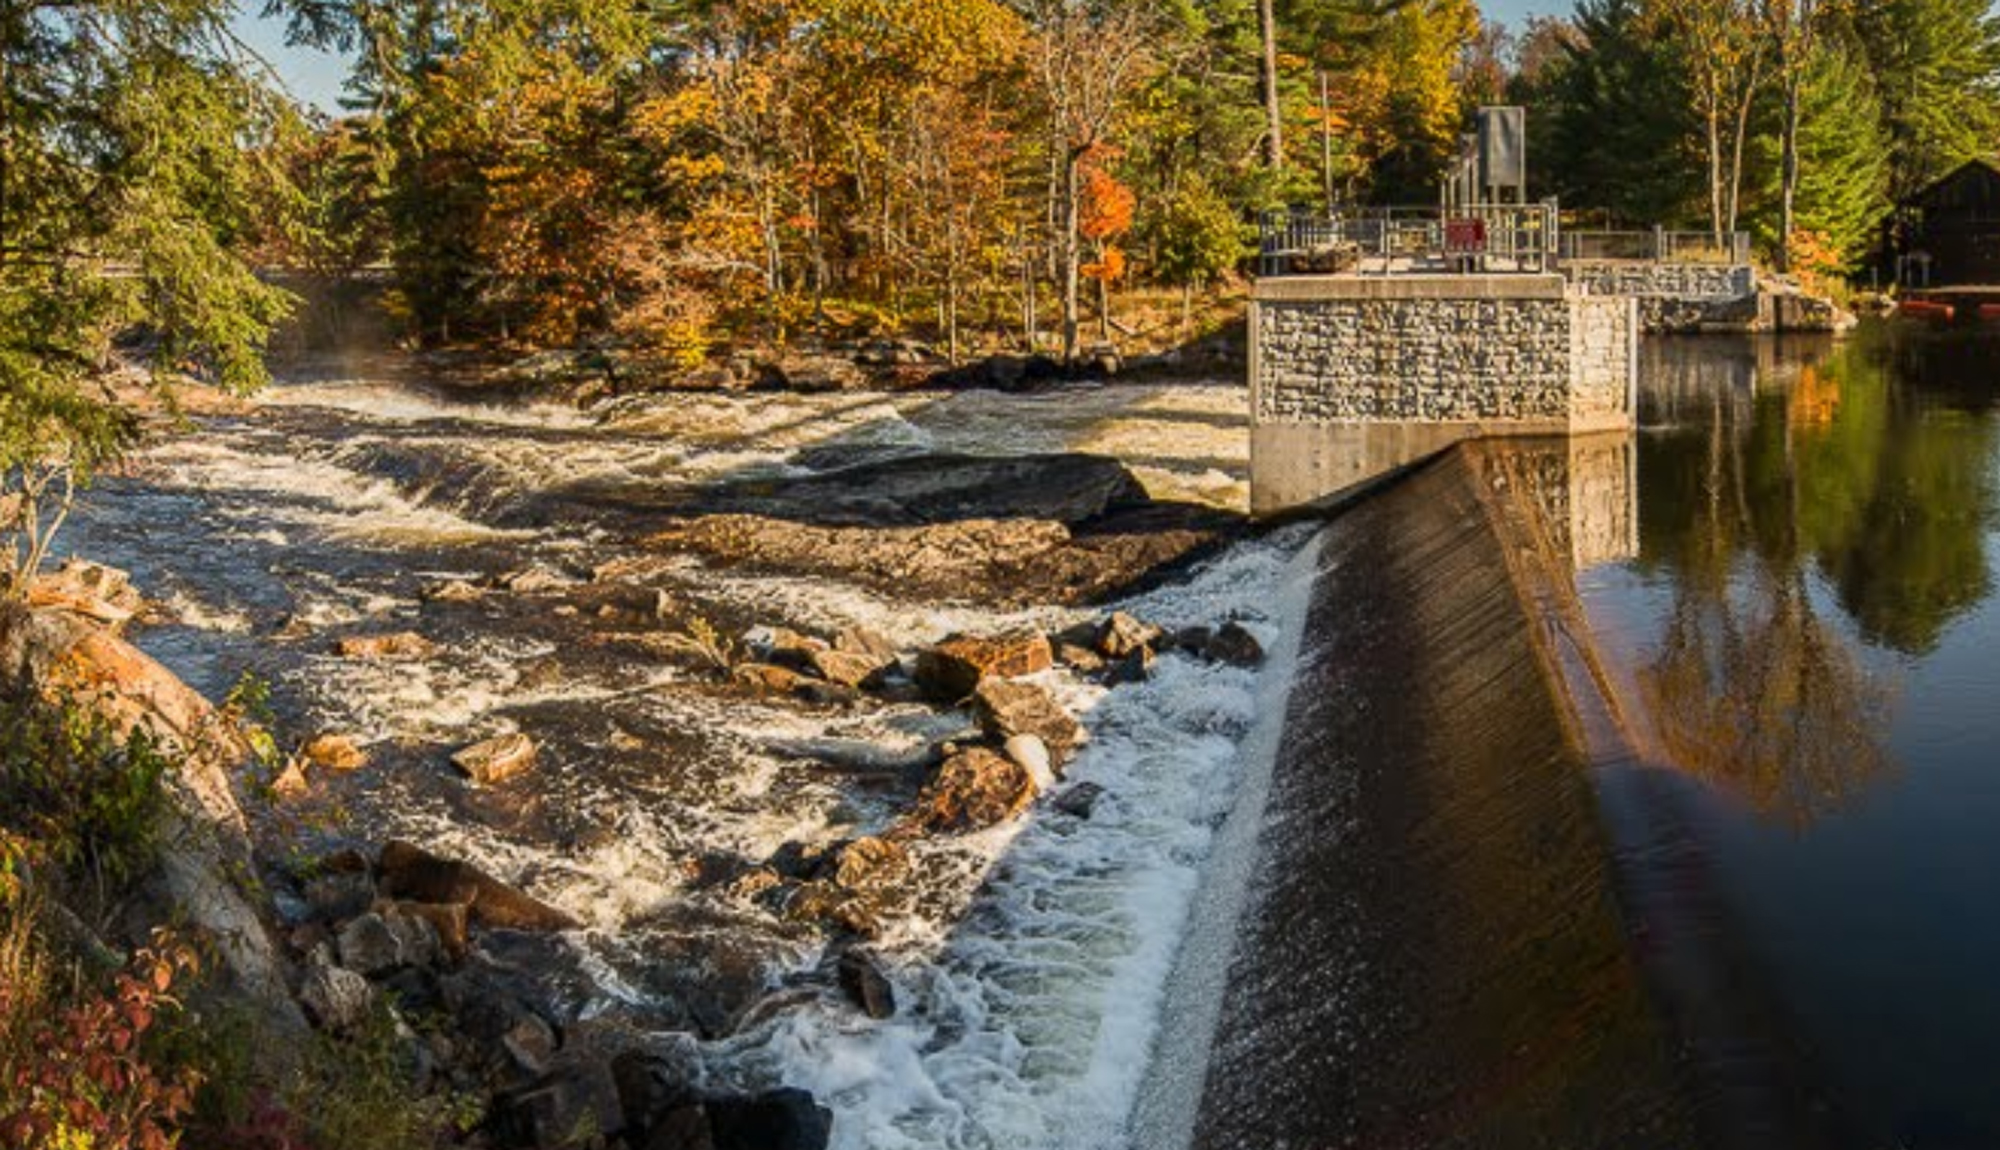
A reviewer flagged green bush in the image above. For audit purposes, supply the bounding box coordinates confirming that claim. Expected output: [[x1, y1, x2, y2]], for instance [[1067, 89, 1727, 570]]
[[0, 692, 173, 894]]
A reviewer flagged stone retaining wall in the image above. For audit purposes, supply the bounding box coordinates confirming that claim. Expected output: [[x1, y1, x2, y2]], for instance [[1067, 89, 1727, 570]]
[[1563, 260, 1755, 302], [1249, 275, 1636, 514]]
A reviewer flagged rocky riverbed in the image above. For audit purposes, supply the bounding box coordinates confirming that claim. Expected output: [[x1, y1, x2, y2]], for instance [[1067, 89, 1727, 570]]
[[52, 356, 1317, 1150]]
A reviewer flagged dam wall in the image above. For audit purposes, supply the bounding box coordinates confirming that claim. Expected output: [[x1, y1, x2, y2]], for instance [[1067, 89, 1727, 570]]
[[1148, 439, 1695, 1149], [1141, 435, 1848, 1150]]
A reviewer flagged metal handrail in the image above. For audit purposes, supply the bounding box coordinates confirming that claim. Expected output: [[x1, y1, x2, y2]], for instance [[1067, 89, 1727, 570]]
[[1258, 203, 1560, 277], [1558, 229, 1751, 265]]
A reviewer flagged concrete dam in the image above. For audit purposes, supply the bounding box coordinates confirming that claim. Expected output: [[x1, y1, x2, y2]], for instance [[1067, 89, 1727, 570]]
[[1137, 433, 1844, 1149]]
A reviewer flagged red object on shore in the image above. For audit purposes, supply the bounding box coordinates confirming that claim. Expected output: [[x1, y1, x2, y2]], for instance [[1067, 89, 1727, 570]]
[[1899, 299, 1956, 321], [1978, 304, 2000, 321], [1445, 218, 1487, 253]]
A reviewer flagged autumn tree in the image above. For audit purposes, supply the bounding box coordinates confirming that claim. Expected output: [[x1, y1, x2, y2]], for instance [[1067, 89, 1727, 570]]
[[1025, 0, 1160, 362], [0, 0, 299, 591]]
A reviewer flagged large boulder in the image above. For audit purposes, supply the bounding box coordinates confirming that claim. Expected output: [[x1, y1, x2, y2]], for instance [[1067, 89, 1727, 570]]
[[703, 452, 1152, 528], [453, 731, 538, 784], [905, 748, 1038, 832], [0, 606, 300, 1027], [914, 631, 1053, 701], [972, 679, 1085, 764], [376, 840, 581, 932], [334, 631, 439, 661], [29, 559, 142, 628]]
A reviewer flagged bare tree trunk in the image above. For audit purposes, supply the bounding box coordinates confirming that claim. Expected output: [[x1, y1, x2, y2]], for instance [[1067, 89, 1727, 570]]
[[1707, 103, 1725, 248], [1060, 148, 1081, 363], [1259, 0, 1283, 169]]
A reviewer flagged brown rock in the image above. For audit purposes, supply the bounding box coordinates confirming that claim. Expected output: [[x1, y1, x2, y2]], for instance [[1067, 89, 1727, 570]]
[[1094, 611, 1161, 659], [422, 579, 484, 603], [270, 757, 311, 800], [807, 648, 888, 689], [29, 560, 142, 627], [907, 747, 1038, 832], [1054, 642, 1106, 674], [1205, 621, 1266, 668], [391, 900, 469, 962], [914, 631, 1053, 701], [732, 662, 806, 695], [760, 627, 829, 671], [830, 837, 910, 891], [837, 949, 896, 1020], [833, 626, 898, 663], [1105, 647, 1156, 685], [334, 631, 438, 661], [303, 732, 368, 772], [376, 840, 581, 932], [972, 679, 1085, 763], [452, 731, 537, 784]]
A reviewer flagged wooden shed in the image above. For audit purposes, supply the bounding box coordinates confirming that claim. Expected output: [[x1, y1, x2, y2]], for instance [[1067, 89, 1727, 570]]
[[1893, 159, 2000, 287]]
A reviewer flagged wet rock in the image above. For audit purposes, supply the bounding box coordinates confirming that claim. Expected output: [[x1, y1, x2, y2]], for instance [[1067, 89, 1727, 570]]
[[300, 962, 375, 1032], [502, 1013, 559, 1076], [386, 905, 443, 969], [765, 840, 833, 882], [303, 732, 368, 772], [1205, 621, 1265, 668], [915, 630, 1053, 701], [1054, 642, 1106, 674], [752, 626, 828, 671], [793, 679, 862, 707], [423, 578, 485, 603], [707, 1089, 833, 1150], [1168, 625, 1213, 655], [1106, 646, 1156, 685], [29, 559, 141, 627], [806, 647, 888, 689], [490, 1061, 625, 1149], [731, 662, 806, 695], [972, 679, 1084, 763], [830, 837, 910, 891], [335, 631, 438, 661], [907, 747, 1038, 832], [304, 869, 377, 923], [782, 881, 886, 936], [1054, 782, 1105, 820], [611, 1048, 699, 1135], [723, 868, 782, 903], [377, 840, 582, 932], [393, 900, 469, 962], [337, 912, 404, 976], [453, 731, 538, 784], [1095, 611, 1161, 659], [832, 626, 898, 664], [270, 757, 311, 800], [704, 452, 1150, 528], [763, 354, 866, 393], [836, 949, 896, 1020], [497, 565, 577, 594], [1002, 734, 1057, 791]]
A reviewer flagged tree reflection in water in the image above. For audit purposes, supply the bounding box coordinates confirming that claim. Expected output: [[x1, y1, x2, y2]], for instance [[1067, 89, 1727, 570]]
[[1630, 328, 2000, 826]]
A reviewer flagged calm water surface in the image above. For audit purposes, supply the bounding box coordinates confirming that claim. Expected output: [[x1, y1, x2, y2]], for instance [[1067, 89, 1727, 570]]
[[1579, 322, 2000, 1148]]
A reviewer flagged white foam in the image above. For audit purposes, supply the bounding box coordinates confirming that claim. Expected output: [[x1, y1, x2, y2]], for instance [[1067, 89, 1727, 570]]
[[710, 527, 1317, 1150]]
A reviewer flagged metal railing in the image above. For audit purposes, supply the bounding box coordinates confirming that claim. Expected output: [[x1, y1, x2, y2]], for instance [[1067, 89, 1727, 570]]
[[1258, 204, 1561, 277], [1258, 208, 1754, 277], [1558, 229, 1751, 265]]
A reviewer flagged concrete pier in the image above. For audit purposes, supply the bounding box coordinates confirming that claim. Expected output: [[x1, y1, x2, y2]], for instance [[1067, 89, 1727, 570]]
[[1249, 274, 1637, 515]]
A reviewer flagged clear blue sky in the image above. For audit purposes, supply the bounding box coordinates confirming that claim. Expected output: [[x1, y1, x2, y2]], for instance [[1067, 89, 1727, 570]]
[[235, 0, 1573, 115]]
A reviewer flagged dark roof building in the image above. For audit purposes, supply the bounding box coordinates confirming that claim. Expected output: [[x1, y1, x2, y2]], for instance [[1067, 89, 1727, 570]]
[[1894, 159, 2000, 288]]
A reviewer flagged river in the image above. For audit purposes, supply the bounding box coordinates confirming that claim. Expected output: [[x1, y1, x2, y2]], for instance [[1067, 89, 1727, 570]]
[[1580, 322, 2000, 1148], [60, 320, 2000, 1148]]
